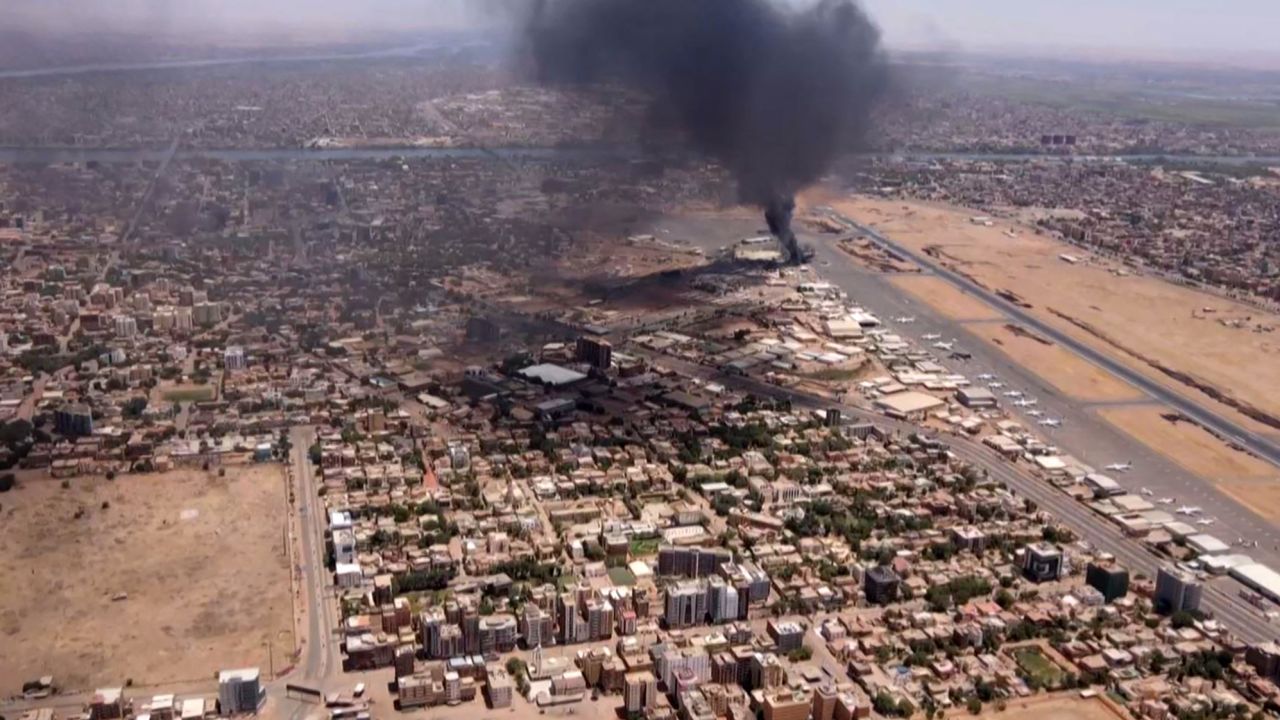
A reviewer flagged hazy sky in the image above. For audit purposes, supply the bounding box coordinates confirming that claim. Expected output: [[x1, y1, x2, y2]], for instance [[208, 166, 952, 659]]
[[863, 0, 1280, 64], [8, 0, 1280, 65]]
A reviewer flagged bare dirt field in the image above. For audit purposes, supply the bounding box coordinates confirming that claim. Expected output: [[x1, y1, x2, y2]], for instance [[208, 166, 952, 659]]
[[0, 465, 293, 694], [1218, 478, 1280, 524], [821, 194, 1280, 437], [961, 694, 1129, 720], [888, 274, 1004, 321], [1099, 406, 1277, 482], [972, 323, 1144, 403]]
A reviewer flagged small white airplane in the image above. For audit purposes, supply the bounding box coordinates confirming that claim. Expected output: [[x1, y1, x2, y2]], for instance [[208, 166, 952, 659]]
[[1039, 418, 1063, 427], [932, 341, 955, 351], [1104, 462, 1133, 472], [988, 381, 1005, 389], [895, 316, 916, 323], [1003, 390, 1024, 398], [1140, 487, 1153, 496], [922, 333, 941, 341], [1196, 518, 1216, 526], [1013, 398, 1036, 407], [1177, 505, 1202, 516], [1158, 497, 1174, 505], [1026, 409, 1044, 418], [976, 373, 996, 381]]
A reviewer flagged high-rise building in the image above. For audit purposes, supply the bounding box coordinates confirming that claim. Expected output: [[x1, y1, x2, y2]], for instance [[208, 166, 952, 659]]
[[485, 666, 513, 709], [1085, 562, 1130, 603], [585, 598, 614, 641], [624, 672, 659, 713], [113, 315, 137, 339], [576, 336, 613, 370], [1155, 566, 1202, 615], [479, 615, 518, 658], [217, 668, 263, 714], [707, 576, 740, 623], [863, 566, 900, 606], [55, 403, 94, 438], [750, 653, 785, 690], [1021, 543, 1063, 583], [664, 580, 708, 629], [813, 684, 838, 720], [520, 604, 555, 649], [224, 346, 246, 371], [658, 546, 733, 579], [559, 592, 583, 644]]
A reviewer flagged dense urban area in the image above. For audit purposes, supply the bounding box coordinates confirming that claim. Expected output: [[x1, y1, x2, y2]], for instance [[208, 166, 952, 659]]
[[5, 22, 1280, 720]]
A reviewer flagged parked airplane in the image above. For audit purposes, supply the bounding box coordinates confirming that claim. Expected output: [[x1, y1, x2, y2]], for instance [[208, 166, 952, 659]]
[[895, 316, 916, 323], [922, 333, 941, 340], [1196, 518, 1216, 526], [1177, 505, 1202, 516], [976, 373, 995, 381], [932, 341, 954, 351], [1039, 418, 1062, 427], [1140, 487, 1153, 496], [1013, 398, 1037, 407], [1104, 462, 1133, 472], [1026, 410, 1044, 418], [1003, 390, 1024, 398], [1158, 497, 1174, 505], [988, 382, 1005, 389]]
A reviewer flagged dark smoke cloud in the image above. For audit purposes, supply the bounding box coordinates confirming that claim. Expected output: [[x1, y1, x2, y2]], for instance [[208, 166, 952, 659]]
[[526, 0, 888, 263]]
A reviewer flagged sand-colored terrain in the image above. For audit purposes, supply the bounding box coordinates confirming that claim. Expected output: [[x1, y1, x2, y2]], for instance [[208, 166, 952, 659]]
[[1099, 407, 1278, 482], [820, 194, 1280, 436], [959, 694, 1129, 720], [972, 323, 1144, 403], [1218, 478, 1280, 524], [888, 274, 1004, 321], [0, 466, 293, 693]]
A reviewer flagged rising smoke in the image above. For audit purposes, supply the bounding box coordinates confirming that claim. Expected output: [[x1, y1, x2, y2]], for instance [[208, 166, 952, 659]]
[[525, 0, 888, 264]]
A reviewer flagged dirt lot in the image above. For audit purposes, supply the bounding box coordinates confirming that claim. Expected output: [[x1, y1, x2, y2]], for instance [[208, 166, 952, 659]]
[[973, 323, 1144, 403], [888, 274, 1004, 321], [821, 195, 1280, 436], [0, 465, 293, 694], [1099, 406, 1277, 481], [962, 694, 1128, 720]]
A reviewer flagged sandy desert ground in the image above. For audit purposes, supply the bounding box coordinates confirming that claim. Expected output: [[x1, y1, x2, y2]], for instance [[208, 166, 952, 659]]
[[971, 322, 1144, 404], [0, 465, 293, 694], [957, 694, 1130, 720], [888, 274, 1004, 322], [827, 195, 1280, 438]]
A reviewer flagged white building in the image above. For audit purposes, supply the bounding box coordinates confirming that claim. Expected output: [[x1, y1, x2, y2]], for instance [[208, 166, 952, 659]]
[[224, 346, 246, 372], [114, 315, 138, 339], [217, 667, 263, 715]]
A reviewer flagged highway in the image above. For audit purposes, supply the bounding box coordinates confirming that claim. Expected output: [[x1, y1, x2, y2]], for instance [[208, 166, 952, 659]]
[[822, 208, 1280, 472]]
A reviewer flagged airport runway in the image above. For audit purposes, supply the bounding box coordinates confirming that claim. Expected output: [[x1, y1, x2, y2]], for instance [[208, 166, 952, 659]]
[[799, 236, 1280, 563], [824, 209, 1280, 470]]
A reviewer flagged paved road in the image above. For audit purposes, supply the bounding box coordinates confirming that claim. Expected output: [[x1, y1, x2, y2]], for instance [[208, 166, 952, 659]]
[[795, 236, 1280, 561], [631, 347, 1277, 644], [823, 208, 1280, 471], [287, 426, 341, 702]]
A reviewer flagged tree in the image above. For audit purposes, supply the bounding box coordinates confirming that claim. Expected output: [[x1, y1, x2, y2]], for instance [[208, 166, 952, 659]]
[[0, 473, 14, 492], [967, 698, 983, 715]]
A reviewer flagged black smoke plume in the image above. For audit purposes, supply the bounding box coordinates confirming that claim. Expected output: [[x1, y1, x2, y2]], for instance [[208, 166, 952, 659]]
[[525, 0, 888, 264]]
